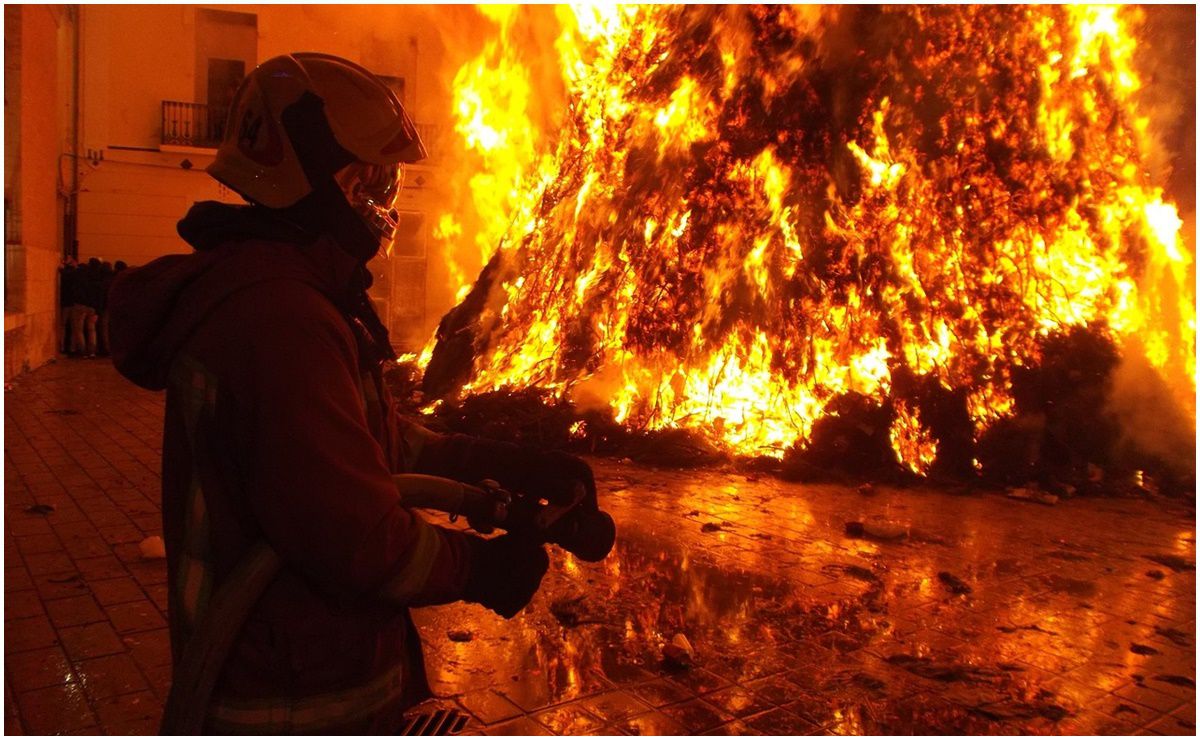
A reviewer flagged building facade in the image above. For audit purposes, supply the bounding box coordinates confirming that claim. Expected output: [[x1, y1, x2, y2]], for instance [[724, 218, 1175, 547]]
[[4, 5, 75, 378], [6, 5, 454, 378]]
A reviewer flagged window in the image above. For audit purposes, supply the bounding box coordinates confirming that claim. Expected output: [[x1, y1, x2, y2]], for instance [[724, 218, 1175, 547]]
[[194, 9, 256, 144], [390, 211, 426, 258]]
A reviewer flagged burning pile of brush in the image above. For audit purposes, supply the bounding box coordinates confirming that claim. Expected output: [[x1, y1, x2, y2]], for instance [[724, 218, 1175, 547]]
[[405, 5, 1195, 494]]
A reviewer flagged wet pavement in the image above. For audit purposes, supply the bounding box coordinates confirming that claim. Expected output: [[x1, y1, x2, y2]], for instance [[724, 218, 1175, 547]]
[[5, 360, 1197, 734], [415, 463, 1196, 735]]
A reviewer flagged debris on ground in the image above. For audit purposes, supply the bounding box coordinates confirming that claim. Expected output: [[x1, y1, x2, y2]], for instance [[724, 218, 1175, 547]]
[[937, 571, 973, 595], [1153, 626, 1191, 647], [844, 520, 908, 540], [138, 535, 167, 559], [884, 653, 1015, 682], [997, 623, 1058, 635], [447, 629, 473, 643], [549, 594, 594, 628], [1152, 675, 1195, 689], [24, 504, 55, 515], [1145, 569, 1166, 580], [1144, 553, 1195, 572], [908, 529, 952, 546], [1129, 643, 1160, 656], [857, 483, 875, 496], [662, 633, 694, 669], [824, 563, 881, 584], [968, 698, 1069, 723], [1006, 486, 1059, 506], [700, 522, 723, 533]]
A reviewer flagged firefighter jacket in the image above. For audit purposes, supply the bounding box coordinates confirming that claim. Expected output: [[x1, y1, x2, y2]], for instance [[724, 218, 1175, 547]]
[[108, 203, 476, 733]]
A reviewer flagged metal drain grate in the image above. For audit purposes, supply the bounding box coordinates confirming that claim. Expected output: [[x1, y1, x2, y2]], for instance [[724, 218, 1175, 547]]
[[398, 708, 470, 736]]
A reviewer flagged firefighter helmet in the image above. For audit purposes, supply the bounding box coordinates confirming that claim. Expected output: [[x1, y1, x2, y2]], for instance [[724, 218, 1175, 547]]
[[208, 53, 426, 249]]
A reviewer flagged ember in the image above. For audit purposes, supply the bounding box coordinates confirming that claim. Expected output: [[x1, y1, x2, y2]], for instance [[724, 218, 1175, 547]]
[[421, 6, 1194, 482]]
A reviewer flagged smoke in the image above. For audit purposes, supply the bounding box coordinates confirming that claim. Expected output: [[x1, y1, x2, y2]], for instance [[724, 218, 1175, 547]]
[[1107, 5, 1197, 469], [1136, 5, 1196, 216], [1108, 338, 1196, 478]]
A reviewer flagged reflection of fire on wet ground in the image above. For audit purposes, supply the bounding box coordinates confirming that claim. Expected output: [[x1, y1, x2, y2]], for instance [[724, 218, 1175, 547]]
[[411, 460, 1196, 734]]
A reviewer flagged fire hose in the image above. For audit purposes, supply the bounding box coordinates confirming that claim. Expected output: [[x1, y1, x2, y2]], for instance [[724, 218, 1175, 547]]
[[160, 472, 615, 734], [391, 473, 617, 563]]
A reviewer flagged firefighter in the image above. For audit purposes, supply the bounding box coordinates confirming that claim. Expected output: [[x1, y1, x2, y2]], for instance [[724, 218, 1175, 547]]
[[108, 53, 593, 734]]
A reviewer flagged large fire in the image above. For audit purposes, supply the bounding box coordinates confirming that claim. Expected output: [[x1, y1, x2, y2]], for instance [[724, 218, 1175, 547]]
[[422, 5, 1195, 473]]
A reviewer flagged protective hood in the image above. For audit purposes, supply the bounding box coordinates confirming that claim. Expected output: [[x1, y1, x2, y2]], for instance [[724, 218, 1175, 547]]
[[109, 202, 359, 391]]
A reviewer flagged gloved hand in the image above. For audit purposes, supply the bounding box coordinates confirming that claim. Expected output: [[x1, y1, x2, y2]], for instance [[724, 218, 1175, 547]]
[[538, 450, 596, 505], [463, 534, 549, 618]]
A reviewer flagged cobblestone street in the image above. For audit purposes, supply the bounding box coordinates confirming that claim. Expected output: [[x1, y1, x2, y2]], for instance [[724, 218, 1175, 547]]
[[4, 359, 1196, 735]]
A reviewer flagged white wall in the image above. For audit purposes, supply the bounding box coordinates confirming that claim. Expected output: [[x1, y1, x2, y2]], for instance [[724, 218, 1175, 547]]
[[73, 5, 456, 347]]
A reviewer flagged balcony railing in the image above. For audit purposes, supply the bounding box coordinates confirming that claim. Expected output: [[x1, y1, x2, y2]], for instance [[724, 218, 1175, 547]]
[[162, 100, 443, 159], [161, 101, 228, 149]]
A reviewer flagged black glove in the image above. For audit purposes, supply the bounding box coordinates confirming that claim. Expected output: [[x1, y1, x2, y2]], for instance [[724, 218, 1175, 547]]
[[463, 534, 549, 618], [536, 450, 597, 506]]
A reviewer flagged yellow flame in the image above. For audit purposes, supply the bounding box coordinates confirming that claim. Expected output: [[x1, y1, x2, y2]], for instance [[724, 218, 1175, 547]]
[[427, 5, 1194, 471]]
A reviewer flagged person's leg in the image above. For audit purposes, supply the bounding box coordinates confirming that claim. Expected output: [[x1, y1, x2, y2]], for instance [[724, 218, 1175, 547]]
[[61, 308, 71, 353], [100, 312, 111, 356], [68, 306, 85, 355], [84, 310, 98, 357]]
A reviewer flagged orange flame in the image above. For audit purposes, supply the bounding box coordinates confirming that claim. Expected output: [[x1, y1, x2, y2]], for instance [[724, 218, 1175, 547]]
[[428, 5, 1195, 469]]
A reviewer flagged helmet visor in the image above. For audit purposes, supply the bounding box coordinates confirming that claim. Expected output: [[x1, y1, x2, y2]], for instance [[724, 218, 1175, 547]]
[[335, 161, 405, 251]]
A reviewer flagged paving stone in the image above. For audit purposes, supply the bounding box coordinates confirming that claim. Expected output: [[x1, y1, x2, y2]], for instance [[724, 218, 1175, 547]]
[[532, 702, 605, 734], [15, 683, 96, 735], [703, 685, 773, 718], [71, 555, 126, 581], [15, 534, 64, 557], [4, 590, 46, 620], [88, 577, 145, 607], [121, 628, 172, 672], [581, 690, 653, 722], [697, 719, 753, 735], [1114, 681, 1188, 715], [664, 666, 731, 696], [75, 653, 150, 701], [746, 706, 819, 735], [4, 567, 34, 593], [459, 689, 523, 725], [659, 698, 734, 733], [92, 690, 160, 733], [5, 615, 60, 654], [610, 710, 688, 736], [58, 622, 125, 662], [5, 646, 77, 692], [104, 600, 166, 634], [629, 678, 694, 708], [482, 716, 551, 736], [23, 552, 76, 577]]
